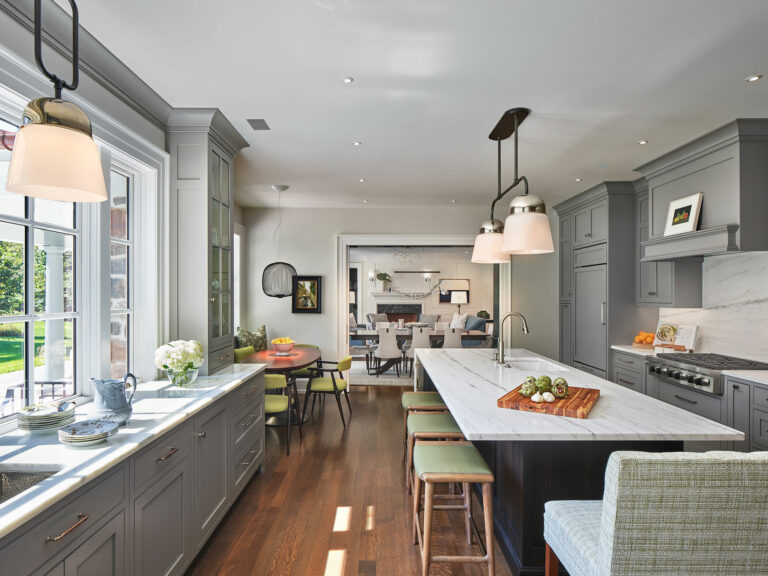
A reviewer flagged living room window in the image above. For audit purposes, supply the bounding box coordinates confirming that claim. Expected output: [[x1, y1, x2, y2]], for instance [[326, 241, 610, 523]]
[[0, 117, 79, 417]]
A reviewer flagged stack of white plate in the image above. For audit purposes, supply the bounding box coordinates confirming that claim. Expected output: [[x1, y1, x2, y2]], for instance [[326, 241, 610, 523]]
[[17, 403, 75, 433], [58, 420, 120, 447]]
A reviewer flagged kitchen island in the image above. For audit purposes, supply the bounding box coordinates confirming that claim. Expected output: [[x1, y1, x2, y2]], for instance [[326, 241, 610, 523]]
[[414, 348, 743, 575]]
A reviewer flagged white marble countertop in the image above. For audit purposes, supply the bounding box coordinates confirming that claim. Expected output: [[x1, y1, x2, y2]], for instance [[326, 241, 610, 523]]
[[723, 370, 768, 386], [415, 348, 743, 442], [610, 344, 659, 357], [0, 363, 265, 540]]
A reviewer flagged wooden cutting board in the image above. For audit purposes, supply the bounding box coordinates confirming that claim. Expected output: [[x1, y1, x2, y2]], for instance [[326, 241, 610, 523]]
[[497, 385, 600, 419]]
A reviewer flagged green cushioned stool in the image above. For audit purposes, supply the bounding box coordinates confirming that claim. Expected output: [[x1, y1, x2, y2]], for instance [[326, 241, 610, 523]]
[[401, 391, 448, 462], [405, 413, 464, 492], [412, 441, 495, 576]]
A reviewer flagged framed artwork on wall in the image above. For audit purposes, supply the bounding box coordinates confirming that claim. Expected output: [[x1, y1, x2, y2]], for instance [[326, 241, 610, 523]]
[[292, 275, 322, 313], [663, 192, 703, 236], [438, 278, 470, 304]]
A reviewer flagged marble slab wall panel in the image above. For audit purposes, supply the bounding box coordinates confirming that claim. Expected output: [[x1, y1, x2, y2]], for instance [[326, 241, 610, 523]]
[[659, 252, 768, 362]]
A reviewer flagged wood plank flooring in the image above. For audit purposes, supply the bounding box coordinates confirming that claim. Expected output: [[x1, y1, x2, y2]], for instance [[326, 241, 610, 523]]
[[186, 385, 513, 576]]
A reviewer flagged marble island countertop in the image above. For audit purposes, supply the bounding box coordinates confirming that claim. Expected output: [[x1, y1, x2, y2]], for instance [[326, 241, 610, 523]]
[[415, 348, 743, 442], [0, 363, 266, 540]]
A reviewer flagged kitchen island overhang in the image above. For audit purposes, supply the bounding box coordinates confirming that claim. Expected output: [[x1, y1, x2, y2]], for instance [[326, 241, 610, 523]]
[[414, 348, 743, 575]]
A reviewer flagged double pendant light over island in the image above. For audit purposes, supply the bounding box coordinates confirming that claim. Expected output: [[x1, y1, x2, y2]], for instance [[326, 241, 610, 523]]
[[471, 108, 554, 263]]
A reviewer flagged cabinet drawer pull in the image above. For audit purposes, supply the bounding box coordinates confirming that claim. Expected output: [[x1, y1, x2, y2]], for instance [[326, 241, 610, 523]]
[[155, 447, 179, 462], [210, 296, 216, 303], [241, 416, 257, 428], [618, 378, 635, 386], [647, 291, 657, 296], [585, 233, 592, 238], [216, 354, 228, 360], [243, 387, 258, 397], [673, 394, 697, 405], [45, 513, 88, 542], [197, 432, 207, 438], [732, 384, 740, 390]]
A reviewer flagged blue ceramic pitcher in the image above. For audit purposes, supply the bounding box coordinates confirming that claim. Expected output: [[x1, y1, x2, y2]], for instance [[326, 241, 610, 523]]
[[89, 373, 137, 425]]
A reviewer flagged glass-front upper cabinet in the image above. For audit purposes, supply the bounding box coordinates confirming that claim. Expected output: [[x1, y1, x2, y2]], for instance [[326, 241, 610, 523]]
[[208, 145, 233, 350]]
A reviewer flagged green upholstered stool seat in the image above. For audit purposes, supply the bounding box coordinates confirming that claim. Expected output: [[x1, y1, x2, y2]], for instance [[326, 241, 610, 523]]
[[265, 374, 287, 390], [234, 346, 254, 364], [264, 394, 290, 414], [401, 391, 446, 410], [307, 377, 347, 392], [407, 413, 462, 435], [414, 444, 492, 479]]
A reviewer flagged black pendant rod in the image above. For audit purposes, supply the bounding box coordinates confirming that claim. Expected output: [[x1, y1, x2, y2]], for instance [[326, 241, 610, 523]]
[[35, 0, 80, 99], [488, 109, 529, 221]]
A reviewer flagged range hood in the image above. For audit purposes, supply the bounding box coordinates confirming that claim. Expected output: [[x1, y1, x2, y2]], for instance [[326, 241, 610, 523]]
[[635, 119, 768, 261]]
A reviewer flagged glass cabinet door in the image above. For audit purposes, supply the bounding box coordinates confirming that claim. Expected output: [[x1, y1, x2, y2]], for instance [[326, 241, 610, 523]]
[[208, 145, 233, 347]]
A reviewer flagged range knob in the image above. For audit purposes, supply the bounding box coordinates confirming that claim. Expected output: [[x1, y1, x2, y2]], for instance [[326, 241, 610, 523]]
[[687, 374, 695, 383], [693, 377, 704, 386], [673, 371, 682, 379], [654, 366, 663, 375]]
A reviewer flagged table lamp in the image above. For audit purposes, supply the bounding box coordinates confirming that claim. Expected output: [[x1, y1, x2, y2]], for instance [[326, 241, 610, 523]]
[[450, 291, 468, 314]]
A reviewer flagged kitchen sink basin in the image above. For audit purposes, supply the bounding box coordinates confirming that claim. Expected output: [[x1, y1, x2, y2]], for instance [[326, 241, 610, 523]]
[[504, 358, 567, 373], [0, 467, 59, 504]]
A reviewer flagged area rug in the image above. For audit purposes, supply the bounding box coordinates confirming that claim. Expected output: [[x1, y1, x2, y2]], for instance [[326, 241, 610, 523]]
[[348, 360, 413, 386]]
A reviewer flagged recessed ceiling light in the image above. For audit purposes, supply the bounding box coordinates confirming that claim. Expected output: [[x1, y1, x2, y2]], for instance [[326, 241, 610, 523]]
[[362, 200, 368, 203], [450, 200, 456, 204], [353, 141, 361, 146], [342, 77, 354, 84], [746, 74, 763, 83], [575, 177, 582, 182], [638, 139, 649, 145], [359, 178, 365, 183]]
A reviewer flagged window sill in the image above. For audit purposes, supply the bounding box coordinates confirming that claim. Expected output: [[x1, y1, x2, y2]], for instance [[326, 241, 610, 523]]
[[0, 395, 92, 437]]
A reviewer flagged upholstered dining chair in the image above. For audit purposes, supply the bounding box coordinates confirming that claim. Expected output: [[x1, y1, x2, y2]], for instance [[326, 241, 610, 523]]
[[543, 450, 768, 576], [443, 327, 463, 349], [374, 327, 402, 377], [434, 321, 449, 332], [303, 356, 353, 428], [405, 327, 432, 376], [349, 313, 376, 373], [289, 343, 321, 390], [263, 374, 302, 455]]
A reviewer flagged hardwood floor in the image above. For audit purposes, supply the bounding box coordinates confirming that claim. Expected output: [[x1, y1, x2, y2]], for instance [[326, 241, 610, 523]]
[[187, 385, 513, 576]]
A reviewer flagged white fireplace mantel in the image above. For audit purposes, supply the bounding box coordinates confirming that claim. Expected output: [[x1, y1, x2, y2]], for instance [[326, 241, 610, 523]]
[[369, 292, 430, 305]]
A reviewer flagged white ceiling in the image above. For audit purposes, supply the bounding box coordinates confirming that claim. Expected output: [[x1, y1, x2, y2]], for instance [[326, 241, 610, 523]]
[[69, 0, 768, 209]]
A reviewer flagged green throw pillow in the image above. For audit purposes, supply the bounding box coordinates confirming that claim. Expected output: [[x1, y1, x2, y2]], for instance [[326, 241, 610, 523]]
[[236, 327, 255, 349], [253, 325, 267, 352]]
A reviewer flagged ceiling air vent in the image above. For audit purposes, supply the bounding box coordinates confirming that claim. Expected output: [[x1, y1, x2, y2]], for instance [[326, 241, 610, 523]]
[[246, 118, 270, 130]]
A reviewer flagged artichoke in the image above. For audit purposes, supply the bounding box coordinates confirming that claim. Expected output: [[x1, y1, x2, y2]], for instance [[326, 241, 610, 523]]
[[552, 377, 569, 399], [536, 375, 552, 393], [524, 376, 536, 386], [520, 380, 537, 397]]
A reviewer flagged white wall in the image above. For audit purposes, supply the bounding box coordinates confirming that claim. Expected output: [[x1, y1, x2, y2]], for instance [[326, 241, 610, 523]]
[[243, 205, 489, 359], [350, 246, 494, 322], [510, 211, 559, 358]]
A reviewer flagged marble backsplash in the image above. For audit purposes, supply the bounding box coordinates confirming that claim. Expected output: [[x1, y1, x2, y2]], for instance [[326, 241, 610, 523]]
[[659, 252, 768, 362]]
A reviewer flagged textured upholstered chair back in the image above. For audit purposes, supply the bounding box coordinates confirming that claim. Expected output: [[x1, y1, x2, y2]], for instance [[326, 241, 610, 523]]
[[349, 313, 358, 331], [336, 355, 353, 373], [597, 450, 768, 575], [375, 327, 400, 359], [407, 327, 432, 359], [443, 327, 462, 348]]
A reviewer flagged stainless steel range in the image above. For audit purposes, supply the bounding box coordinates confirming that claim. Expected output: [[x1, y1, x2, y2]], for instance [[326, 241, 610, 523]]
[[648, 353, 768, 395]]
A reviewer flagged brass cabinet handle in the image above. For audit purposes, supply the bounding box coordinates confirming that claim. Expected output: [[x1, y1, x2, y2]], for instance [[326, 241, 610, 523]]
[[674, 394, 697, 405], [241, 415, 257, 428], [197, 432, 207, 438], [618, 378, 635, 386], [46, 513, 88, 542], [242, 387, 258, 397], [155, 447, 179, 462], [216, 354, 228, 360]]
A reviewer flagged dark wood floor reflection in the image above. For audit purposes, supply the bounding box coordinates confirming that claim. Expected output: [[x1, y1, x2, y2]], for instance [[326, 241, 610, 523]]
[[187, 385, 512, 576]]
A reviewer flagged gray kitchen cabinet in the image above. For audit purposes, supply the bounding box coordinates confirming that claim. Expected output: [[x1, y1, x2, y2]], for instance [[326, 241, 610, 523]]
[[195, 400, 229, 548], [44, 564, 64, 576], [574, 264, 607, 371], [612, 366, 645, 394], [559, 302, 572, 366], [167, 109, 247, 375], [573, 199, 607, 247], [133, 451, 194, 576], [559, 214, 574, 301], [727, 378, 751, 452], [572, 360, 606, 380], [64, 511, 125, 576]]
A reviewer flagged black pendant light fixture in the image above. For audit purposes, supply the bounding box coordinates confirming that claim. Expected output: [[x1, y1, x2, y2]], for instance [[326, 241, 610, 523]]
[[5, 0, 107, 202], [262, 185, 297, 298], [471, 108, 553, 262]]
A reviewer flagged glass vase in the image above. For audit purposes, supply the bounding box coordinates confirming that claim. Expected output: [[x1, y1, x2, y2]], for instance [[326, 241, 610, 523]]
[[167, 368, 199, 387]]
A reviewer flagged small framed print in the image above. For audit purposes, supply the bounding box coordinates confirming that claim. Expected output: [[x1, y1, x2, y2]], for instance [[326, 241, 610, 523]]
[[663, 192, 703, 237], [292, 275, 322, 313]]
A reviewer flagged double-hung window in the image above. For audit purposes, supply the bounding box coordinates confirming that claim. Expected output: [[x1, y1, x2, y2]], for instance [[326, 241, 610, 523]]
[[109, 170, 132, 378], [0, 117, 79, 417]]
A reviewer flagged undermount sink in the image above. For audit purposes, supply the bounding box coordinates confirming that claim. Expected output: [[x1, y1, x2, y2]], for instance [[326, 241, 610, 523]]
[[504, 357, 567, 373], [0, 466, 60, 504]]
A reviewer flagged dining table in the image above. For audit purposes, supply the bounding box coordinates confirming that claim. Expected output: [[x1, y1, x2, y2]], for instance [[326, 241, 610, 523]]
[[350, 328, 489, 342], [242, 347, 322, 425]]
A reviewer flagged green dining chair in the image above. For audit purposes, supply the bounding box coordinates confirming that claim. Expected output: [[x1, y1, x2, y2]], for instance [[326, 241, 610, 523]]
[[263, 373, 302, 455], [303, 356, 352, 428], [289, 343, 321, 382]]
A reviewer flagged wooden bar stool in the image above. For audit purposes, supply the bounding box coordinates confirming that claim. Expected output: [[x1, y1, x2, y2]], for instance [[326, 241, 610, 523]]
[[405, 412, 464, 492], [412, 440, 495, 576], [401, 391, 448, 459]]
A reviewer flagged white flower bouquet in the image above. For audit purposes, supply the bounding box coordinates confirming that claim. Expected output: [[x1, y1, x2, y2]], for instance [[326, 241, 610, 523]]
[[154, 340, 204, 386]]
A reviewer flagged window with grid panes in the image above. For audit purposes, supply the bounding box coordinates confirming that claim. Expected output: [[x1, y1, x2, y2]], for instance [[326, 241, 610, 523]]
[[109, 170, 132, 378]]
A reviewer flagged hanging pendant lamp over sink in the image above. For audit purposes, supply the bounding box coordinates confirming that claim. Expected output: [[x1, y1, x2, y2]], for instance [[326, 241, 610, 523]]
[[5, 0, 107, 203], [471, 108, 553, 261]]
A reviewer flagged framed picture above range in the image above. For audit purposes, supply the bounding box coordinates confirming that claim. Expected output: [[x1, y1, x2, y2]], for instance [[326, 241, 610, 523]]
[[663, 192, 703, 236], [292, 275, 322, 313]]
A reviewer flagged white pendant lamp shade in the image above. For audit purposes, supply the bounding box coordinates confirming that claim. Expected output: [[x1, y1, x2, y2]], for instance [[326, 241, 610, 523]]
[[472, 231, 507, 263], [7, 123, 106, 202], [502, 212, 554, 254]]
